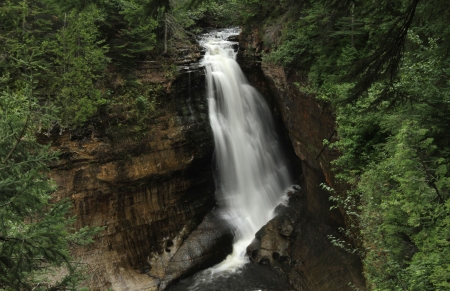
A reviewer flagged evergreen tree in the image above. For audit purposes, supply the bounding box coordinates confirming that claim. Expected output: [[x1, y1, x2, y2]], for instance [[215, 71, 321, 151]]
[[243, 0, 450, 289], [46, 5, 109, 127], [0, 68, 100, 290], [0, 0, 110, 128]]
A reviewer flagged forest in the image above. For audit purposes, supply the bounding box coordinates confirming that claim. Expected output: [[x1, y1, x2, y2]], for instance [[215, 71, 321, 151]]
[[1, 0, 449, 290]]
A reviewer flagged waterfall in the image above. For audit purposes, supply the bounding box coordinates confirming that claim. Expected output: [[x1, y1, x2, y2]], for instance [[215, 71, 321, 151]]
[[199, 28, 293, 273]]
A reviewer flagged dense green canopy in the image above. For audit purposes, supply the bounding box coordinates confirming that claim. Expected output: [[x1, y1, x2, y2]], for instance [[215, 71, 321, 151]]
[[243, 0, 450, 289], [1, 0, 449, 289]]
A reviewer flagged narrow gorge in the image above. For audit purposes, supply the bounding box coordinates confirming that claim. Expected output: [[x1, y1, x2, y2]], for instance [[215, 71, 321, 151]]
[[3, 0, 448, 290], [42, 29, 365, 291]]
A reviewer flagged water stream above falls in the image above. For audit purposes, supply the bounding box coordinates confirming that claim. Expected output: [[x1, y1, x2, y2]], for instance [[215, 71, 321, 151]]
[[168, 28, 293, 290]]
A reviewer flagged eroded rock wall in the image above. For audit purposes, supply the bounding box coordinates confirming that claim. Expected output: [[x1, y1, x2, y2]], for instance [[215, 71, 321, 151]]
[[42, 49, 218, 290], [239, 33, 366, 290]]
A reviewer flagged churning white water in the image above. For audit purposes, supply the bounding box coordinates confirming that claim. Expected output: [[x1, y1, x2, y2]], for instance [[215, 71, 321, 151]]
[[199, 28, 293, 274]]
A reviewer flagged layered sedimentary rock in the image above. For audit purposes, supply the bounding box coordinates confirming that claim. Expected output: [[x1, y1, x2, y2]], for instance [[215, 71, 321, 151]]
[[239, 33, 366, 291], [41, 45, 225, 290], [40, 29, 368, 290]]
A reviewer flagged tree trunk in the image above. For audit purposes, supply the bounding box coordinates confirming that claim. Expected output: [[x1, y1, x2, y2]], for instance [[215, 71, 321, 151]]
[[163, 13, 168, 55]]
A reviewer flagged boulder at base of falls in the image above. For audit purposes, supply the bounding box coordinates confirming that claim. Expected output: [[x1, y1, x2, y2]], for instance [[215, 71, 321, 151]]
[[247, 184, 366, 291], [154, 211, 234, 290]]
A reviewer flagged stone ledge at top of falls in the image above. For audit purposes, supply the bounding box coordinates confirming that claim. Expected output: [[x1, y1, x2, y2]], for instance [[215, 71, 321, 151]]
[[38, 40, 224, 290]]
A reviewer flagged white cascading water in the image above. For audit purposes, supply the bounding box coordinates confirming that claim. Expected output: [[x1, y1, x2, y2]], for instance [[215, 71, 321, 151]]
[[199, 28, 293, 274]]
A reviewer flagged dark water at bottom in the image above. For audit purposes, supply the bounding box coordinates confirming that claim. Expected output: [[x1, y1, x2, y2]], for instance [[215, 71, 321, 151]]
[[167, 263, 289, 291]]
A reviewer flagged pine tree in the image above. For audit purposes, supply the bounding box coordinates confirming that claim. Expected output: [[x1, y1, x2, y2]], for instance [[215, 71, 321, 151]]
[[0, 68, 100, 290]]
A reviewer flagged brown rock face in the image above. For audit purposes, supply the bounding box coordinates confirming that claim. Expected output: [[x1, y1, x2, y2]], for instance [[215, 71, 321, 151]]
[[156, 212, 233, 290], [42, 60, 217, 290], [238, 38, 366, 290], [40, 32, 366, 290]]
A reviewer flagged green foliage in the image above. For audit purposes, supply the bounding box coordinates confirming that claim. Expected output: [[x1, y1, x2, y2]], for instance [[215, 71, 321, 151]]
[[0, 0, 110, 128], [123, 86, 157, 120], [196, 0, 241, 27], [0, 79, 101, 290], [354, 35, 450, 290], [249, 0, 450, 289], [327, 34, 450, 290], [113, 0, 158, 58], [48, 6, 109, 127], [0, 0, 172, 128], [358, 120, 450, 290]]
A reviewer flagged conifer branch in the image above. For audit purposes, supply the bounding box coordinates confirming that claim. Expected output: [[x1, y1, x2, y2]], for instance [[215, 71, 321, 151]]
[[2, 114, 29, 165]]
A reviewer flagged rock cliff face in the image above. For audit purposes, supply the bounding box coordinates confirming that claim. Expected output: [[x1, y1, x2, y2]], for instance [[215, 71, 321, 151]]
[[239, 34, 366, 290], [41, 45, 227, 290], [42, 31, 367, 290]]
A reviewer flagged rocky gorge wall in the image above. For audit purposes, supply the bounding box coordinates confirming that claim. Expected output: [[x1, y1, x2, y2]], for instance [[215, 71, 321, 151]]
[[40, 44, 230, 290], [41, 31, 367, 291], [239, 32, 366, 291]]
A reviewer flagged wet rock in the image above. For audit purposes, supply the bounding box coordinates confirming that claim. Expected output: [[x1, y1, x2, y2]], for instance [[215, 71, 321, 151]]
[[246, 238, 261, 260], [172, 42, 203, 66], [227, 35, 239, 42], [166, 263, 291, 291], [279, 255, 291, 266], [249, 209, 294, 274], [239, 33, 366, 290], [156, 212, 233, 290], [279, 219, 294, 237], [272, 252, 280, 261], [259, 256, 271, 267], [248, 191, 365, 291], [247, 195, 305, 275], [263, 63, 365, 291], [42, 49, 215, 290]]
